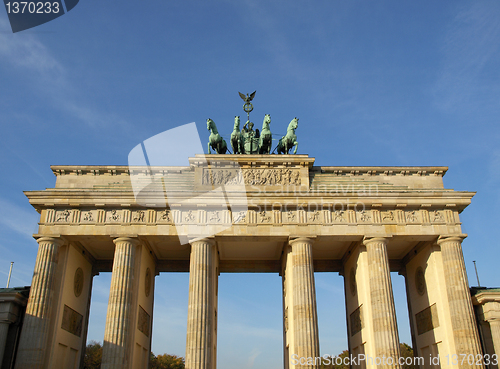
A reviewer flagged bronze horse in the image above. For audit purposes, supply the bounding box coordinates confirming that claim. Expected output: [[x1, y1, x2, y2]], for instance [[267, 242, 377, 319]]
[[207, 118, 228, 154], [276, 117, 298, 154]]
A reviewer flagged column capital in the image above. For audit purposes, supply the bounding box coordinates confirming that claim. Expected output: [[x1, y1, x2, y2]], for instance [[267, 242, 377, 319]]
[[289, 236, 315, 246], [36, 236, 63, 246], [362, 236, 388, 246], [189, 237, 215, 246], [486, 317, 500, 324], [113, 236, 141, 246], [437, 235, 467, 245]]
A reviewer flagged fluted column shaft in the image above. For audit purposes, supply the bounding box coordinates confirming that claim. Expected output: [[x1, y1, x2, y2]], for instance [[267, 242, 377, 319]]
[[185, 239, 217, 369], [0, 322, 9, 367], [438, 236, 483, 367], [102, 237, 139, 369], [438, 237, 481, 368], [15, 236, 62, 369], [489, 320, 500, 356], [290, 237, 320, 367], [364, 237, 401, 368]]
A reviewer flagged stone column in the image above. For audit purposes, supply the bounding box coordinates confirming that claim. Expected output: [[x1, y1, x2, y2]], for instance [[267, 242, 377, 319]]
[[363, 237, 401, 367], [102, 237, 140, 369], [185, 238, 218, 369], [290, 237, 320, 365], [0, 321, 9, 366], [489, 319, 500, 356], [437, 236, 483, 363], [15, 236, 63, 369]]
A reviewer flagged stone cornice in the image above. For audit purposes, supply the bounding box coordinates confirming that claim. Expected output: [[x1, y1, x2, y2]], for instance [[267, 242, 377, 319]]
[[24, 189, 475, 208], [472, 291, 500, 305], [50, 164, 448, 177]]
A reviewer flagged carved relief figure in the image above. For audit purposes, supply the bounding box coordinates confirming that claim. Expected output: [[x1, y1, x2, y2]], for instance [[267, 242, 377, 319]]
[[287, 210, 296, 222], [333, 210, 345, 222], [56, 209, 71, 222], [431, 210, 444, 222], [160, 210, 172, 222], [184, 211, 196, 223], [108, 210, 120, 222], [233, 211, 246, 224], [82, 211, 93, 222], [358, 210, 370, 222], [209, 211, 221, 223], [259, 211, 271, 223], [133, 210, 145, 222], [406, 211, 418, 223], [382, 211, 395, 222], [309, 211, 321, 222]]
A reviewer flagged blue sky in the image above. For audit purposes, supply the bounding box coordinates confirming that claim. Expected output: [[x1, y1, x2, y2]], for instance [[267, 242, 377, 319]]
[[1, 1, 500, 368]]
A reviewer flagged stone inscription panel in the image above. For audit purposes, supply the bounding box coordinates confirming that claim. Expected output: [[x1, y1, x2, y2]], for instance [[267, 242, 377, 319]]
[[137, 305, 151, 337], [416, 303, 439, 335], [61, 304, 83, 337], [350, 305, 363, 337]]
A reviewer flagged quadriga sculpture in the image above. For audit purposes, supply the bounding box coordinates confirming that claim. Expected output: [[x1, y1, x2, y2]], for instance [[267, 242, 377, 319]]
[[276, 117, 299, 155], [259, 114, 272, 154], [207, 118, 228, 154], [230, 116, 243, 154]]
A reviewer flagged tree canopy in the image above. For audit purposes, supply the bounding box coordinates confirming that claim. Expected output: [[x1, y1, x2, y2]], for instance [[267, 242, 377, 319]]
[[83, 342, 185, 369]]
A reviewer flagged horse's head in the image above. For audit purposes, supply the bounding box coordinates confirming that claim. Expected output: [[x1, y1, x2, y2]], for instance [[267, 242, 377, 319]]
[[234, 116, 240, 128], [207, 118, 213, 130], [288, 117, 298, 130], [264, 114, 271, 126]]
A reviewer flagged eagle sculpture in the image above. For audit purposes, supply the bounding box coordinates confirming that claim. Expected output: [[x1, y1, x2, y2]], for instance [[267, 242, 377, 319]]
[[238, 91, 256, 103]]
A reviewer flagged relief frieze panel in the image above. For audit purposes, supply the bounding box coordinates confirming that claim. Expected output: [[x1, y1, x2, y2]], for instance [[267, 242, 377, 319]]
[[430, 210, 445, 223], [259, 210, 272, 223], [357, 210, 371, 223], [42, 206, 457, 228], [202, 168, 301, 186], [406, 210, 419, 223], [55, 209, 72, 223], [81, 210, 95, 223], [232, 210, 247, 224], [332, 210, 346, 223], [107, 209, 122, 223], [132, 210, 146, 223], [382, 210, 395, 222], [308, 210, 322, 223], [157, 210, 173, 223]]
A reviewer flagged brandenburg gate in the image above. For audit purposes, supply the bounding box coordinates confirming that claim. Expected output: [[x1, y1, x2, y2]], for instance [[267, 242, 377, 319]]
[[13, 154, 489, 369]]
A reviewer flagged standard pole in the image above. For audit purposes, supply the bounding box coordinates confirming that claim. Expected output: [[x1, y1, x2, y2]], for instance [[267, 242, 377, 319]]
[[6, 262, 13, 288], [473, 260, 481, 287]]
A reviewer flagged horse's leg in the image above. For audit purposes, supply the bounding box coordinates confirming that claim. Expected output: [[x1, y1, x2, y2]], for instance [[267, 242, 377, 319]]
[[293, 141, 298, 154], [208, 141, 212, 154], [231, 138, 236, 154]]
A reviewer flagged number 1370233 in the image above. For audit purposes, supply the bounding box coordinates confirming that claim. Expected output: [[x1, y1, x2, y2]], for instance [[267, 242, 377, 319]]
[[5, 2, 60, 14]]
